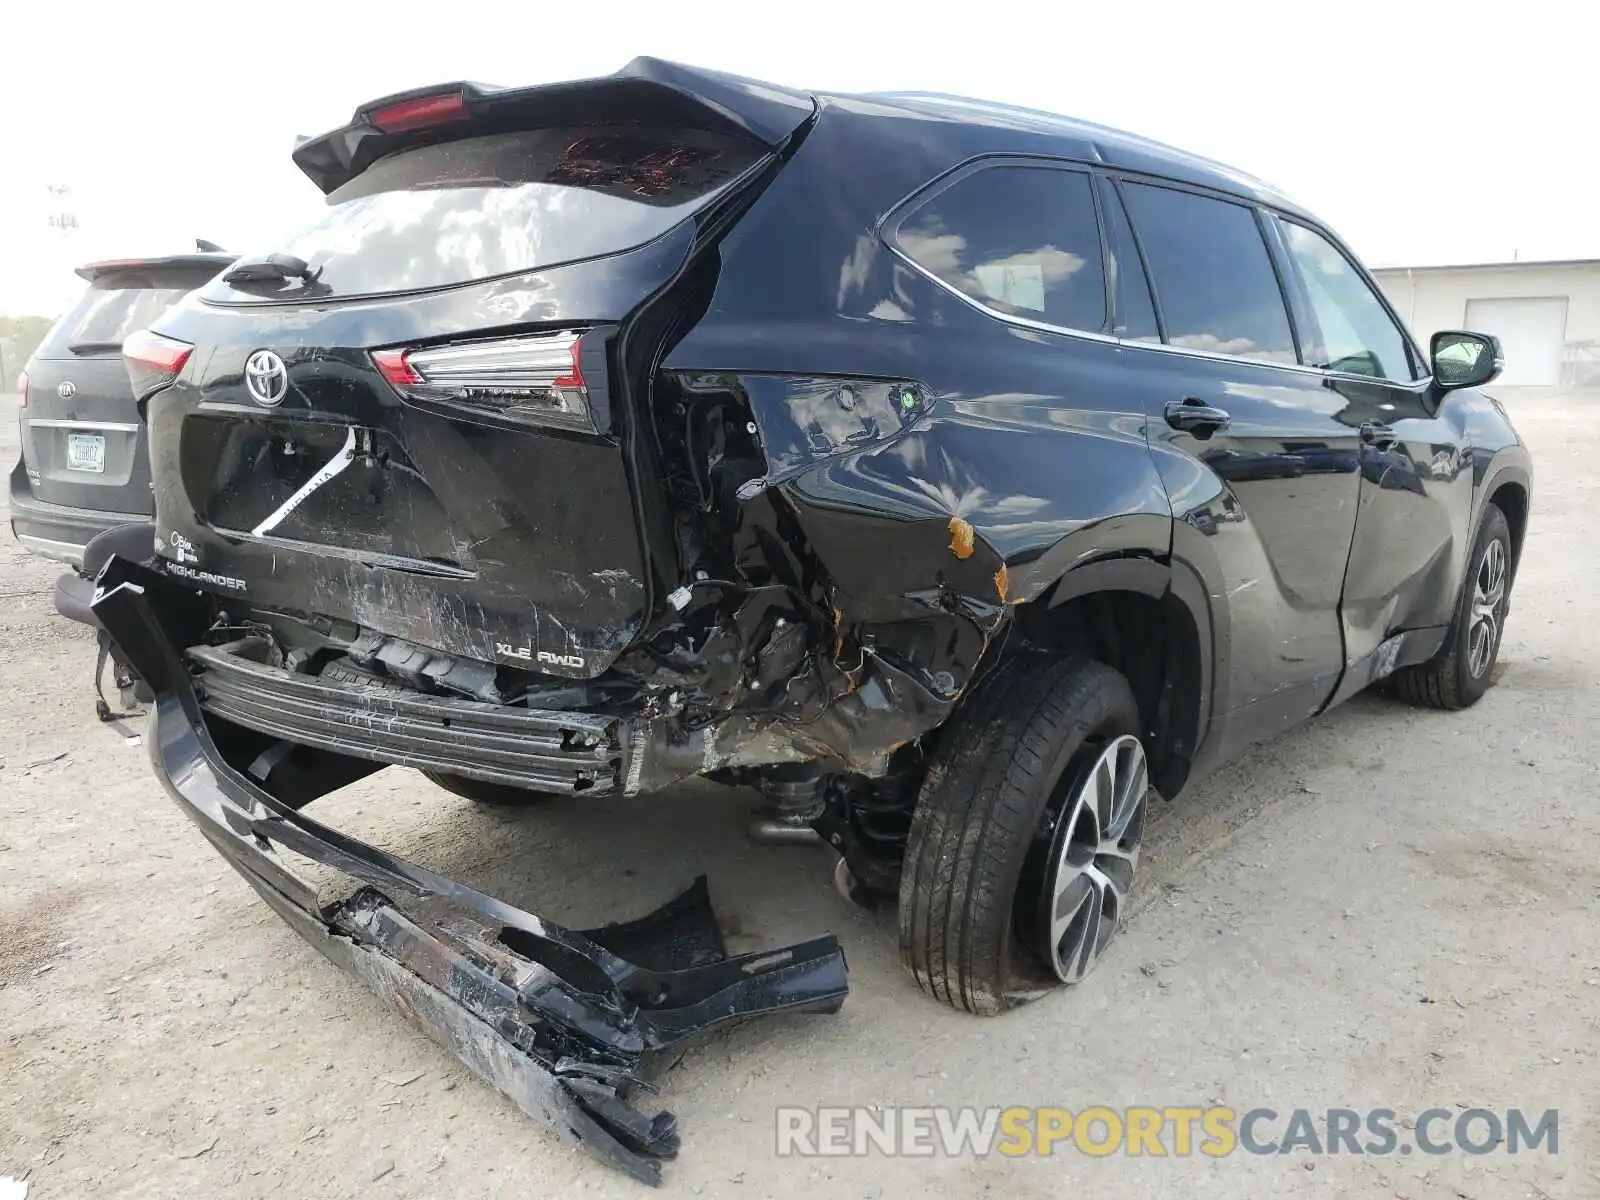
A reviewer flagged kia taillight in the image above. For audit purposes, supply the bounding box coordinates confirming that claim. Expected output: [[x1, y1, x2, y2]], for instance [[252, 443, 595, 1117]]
[[17, 370, 28, 408], [123, 329, 194, 401], [372, 332, 598, 433]]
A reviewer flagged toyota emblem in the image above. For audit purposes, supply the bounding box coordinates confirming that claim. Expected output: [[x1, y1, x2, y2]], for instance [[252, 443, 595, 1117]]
[[244, 349, 288, 406]]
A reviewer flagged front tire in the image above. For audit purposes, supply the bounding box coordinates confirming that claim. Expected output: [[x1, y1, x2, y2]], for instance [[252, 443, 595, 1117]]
[[899, 655, 1148, 1015], [1390, 503, 1512, 710]]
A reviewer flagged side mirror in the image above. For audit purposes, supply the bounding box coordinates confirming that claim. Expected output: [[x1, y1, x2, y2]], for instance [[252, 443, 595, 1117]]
[[1431, 330, 1503, 390]]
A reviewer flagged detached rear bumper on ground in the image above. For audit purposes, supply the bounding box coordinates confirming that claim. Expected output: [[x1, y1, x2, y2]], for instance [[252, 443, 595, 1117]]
[[90, 555, 847, 1187]]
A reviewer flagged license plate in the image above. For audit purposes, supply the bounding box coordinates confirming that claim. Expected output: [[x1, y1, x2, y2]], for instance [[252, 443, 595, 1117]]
[[67, 433, 106, 473]]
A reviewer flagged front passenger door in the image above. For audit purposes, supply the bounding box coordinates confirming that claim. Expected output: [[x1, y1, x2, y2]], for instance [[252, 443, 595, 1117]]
[[1271, 217, 1476, 685], [1117, 180, 1365, 760]]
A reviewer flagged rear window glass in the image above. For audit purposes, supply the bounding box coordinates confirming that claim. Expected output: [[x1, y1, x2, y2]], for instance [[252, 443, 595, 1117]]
[[39, 280, 193, 357], [892, 165, 1107, 333], [215, 126, 766, 299]]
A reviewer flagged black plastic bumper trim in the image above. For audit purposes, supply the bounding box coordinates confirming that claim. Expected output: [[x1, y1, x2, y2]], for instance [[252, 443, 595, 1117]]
[[187, 644, 620, 794], [89, 556, 848, 1186]]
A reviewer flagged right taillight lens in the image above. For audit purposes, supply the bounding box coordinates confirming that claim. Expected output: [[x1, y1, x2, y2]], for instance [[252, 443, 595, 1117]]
[[372, 331, 597, 433], [16, 370, 27, 408], [123, 329, 194, 401]]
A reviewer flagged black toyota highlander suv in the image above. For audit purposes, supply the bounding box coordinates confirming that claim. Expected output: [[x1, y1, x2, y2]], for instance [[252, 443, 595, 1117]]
[[90, 58, 1531, 1181]]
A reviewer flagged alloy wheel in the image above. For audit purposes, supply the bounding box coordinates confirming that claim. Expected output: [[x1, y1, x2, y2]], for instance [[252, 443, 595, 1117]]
[[1037, 734, 1148, 983], [1467, 537, 1508, 679]]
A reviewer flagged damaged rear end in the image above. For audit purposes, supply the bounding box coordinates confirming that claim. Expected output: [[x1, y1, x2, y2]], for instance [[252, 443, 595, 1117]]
[[93, 558, 846, 1187], [133, 56, 992, 801], [102, 57, 1014, 1179], [142, 65, 792, 697], [98, 59, 869, 1183]]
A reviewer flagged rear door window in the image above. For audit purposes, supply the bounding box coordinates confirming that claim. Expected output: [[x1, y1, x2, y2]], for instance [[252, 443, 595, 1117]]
[[1119, 182, 1297, 364], [211, 126, 767, 300], [890, 164, 1107, 334]]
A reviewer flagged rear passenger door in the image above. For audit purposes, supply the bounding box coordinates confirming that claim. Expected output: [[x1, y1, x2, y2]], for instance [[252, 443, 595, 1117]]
[[1114, 179, 1365, 759], [1270, 216, 1475, 682]]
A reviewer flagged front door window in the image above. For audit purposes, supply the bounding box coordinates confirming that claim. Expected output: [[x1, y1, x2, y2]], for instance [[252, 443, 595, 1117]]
[[1281, 221, 1419, 382]]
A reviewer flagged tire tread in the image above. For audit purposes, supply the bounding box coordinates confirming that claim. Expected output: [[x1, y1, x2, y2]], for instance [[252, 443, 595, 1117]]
[[1389, 503, 1510, 712], [899, 654, 1138, 1014]]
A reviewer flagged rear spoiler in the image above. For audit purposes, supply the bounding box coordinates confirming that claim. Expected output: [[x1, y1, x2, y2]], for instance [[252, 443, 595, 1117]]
[[75, 253, 236, 283], [291, 56, 816, 195]]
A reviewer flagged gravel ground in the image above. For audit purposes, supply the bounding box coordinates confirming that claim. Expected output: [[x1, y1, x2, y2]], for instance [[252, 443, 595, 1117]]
[[1, 389, 1595, 1199]]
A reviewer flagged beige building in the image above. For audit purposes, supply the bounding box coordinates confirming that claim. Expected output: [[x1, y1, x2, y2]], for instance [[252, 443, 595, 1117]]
[[1372, 259, 1600, 388]]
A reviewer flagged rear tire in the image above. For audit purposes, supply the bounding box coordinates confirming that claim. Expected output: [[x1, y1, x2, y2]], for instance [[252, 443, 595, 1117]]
[[421, 770, 557, 807], [899, 655, 1147, 1015], [1389, 503, 1512, 711]]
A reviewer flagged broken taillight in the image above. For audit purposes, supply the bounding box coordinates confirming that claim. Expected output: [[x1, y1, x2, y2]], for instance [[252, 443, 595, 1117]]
[[123, 329, 194, 401], [372, 332, 596, 433]]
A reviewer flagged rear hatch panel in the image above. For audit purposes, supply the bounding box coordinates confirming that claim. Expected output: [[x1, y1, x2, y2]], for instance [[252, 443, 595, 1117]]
[[143, 66, 811, 677], [146, 243, 688, 676]]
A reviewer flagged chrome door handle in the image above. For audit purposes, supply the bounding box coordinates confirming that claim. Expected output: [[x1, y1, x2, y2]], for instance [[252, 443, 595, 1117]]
[[1164, 398, 1232, 435], [1359, 422, 1398, 448]]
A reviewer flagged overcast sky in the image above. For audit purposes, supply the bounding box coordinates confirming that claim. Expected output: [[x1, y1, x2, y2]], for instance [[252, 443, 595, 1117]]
[[2, 0, 1593, 316]]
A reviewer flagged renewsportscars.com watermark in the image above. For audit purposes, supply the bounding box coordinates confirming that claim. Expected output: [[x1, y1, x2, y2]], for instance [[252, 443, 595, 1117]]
[[776, 1106, 1559, 1158]]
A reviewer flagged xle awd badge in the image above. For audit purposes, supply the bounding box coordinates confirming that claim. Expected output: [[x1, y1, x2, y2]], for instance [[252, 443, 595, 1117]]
[[244, 349, 288, 406], [497, 642, 585, 670]]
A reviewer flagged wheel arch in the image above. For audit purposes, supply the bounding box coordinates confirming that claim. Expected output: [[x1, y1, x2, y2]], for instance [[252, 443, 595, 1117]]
[[1012, 547, 1213, 798], [1427, 453, 1529, 666], [1484, 469, 1530, 588]]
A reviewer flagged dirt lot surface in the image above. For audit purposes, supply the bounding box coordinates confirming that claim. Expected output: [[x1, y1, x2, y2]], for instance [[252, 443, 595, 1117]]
[[2, 390, 1595, 1199]]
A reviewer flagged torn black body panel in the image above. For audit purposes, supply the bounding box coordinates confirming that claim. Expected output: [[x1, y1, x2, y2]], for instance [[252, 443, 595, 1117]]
[[635, 348, 1169, 771], [649, 95, 1185, 732], [91, 558, 846, 1186]]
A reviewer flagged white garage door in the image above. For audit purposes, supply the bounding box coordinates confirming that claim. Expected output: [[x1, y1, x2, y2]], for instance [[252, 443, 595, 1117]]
[[1464, 296, 1568, 386]]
